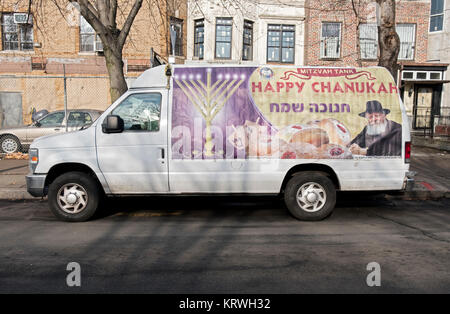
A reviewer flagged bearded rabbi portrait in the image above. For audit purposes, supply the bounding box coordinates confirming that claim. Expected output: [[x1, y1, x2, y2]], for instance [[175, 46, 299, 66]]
[[349, 100, 402, 156]]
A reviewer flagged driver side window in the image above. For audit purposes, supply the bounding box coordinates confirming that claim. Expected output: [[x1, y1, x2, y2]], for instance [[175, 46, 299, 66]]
[[111, 93, 162, 132], [38, 112, 65, 126]]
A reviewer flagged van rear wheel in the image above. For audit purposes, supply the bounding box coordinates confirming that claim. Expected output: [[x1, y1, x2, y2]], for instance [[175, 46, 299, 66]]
[[48, 171, 100, 222], [284, 171, 336, 221]]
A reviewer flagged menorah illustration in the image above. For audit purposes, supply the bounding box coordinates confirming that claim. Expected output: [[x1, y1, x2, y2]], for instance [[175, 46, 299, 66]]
[[174, 70, 245, 156]]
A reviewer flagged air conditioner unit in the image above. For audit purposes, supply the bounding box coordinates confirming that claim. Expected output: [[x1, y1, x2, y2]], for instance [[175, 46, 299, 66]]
[[94, 36, 103, 52], [13, 13, 31, 24]]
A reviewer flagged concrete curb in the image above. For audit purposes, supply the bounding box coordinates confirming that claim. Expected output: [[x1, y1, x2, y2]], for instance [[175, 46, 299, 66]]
[[382, 190, 450, 201], [0, 189, 43, 200], [412, 136, 450, 152]]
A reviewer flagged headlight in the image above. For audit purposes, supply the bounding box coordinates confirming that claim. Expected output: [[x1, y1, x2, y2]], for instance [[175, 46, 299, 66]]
[[29, 148, 39, 173]]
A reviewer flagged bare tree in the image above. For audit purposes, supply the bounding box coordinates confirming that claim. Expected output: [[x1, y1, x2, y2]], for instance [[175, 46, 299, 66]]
[[42, 0, 183, 101], [70, 0, 144, 102], [376, 0, 400, 80], [308, 0, 400, 76], [7, 0, 145, 102]]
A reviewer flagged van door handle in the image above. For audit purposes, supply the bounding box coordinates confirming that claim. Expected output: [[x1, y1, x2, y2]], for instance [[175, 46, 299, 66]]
[[159, 148, 165, 165]]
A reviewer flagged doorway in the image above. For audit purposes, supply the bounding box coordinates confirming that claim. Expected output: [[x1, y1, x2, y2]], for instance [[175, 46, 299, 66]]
[[413, 86, 433, 129], [0, 92, 23, 128]]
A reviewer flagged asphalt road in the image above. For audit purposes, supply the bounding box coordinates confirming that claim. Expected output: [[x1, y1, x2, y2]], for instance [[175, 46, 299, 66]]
[[0, 195, 449, 293]]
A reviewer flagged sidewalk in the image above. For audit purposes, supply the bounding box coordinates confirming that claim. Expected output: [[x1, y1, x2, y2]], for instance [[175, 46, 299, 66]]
[[0, 145, 449, 201], [0, 159, 33, 200], [412, 134, 450, 152]]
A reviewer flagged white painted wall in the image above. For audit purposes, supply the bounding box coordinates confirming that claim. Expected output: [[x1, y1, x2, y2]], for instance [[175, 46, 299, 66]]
[[186, 0, 305, 65]]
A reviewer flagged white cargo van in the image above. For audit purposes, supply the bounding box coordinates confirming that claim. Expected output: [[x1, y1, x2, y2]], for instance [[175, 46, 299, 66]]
[[26, 65, 414, 222]]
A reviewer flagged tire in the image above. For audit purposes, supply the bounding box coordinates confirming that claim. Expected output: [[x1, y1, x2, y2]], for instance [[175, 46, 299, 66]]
[[284, 171, 336, 221], [48, 171, 101, 222], [0, 135, 22, 154]]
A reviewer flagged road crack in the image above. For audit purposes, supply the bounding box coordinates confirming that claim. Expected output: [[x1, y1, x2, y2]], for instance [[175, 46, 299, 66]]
[[369, 211, 450, 244]]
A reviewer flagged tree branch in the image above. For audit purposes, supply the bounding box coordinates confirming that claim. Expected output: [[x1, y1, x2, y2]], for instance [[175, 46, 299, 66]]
[[109, 0, 117, 28], [118, 0, 143, 48], [75, 0, 107, 35]]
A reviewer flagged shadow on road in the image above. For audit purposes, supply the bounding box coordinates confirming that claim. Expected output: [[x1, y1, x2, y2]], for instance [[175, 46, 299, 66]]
[[92, 191, 397, 220]]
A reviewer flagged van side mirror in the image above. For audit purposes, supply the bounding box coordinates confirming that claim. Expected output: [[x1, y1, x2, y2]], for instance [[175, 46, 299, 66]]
[[34, 121, 41, 127], [102, 115, 124, 133]]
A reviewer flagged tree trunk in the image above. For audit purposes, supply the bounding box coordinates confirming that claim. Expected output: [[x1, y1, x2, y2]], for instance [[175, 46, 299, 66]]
[[377, 0, 400, 81], [104, 46, 128, 103], [70, 0, 144, 102], [351, 0, 363, 67]]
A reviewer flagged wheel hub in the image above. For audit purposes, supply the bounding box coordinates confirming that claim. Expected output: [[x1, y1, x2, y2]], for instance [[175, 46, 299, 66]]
[[66, 193, 78, 205], [306, 192, 318, 203], [296, 182, 327, 213]]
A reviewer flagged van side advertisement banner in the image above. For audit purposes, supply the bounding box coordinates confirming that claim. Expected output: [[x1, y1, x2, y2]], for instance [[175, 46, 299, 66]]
[[171, 66, 402, 160]]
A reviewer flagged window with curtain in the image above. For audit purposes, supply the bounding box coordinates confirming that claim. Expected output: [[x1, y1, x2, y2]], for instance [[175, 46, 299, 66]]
[[267, 24, 295, 63], [80, 15, 102, 52], [359, 23, 378, 59], [242, 20, 253, 61], [170, 17, 183, 56], [194, 19, 204, 59], [215, 18, 232, 59], [1, 13, 33, 51], [396, 24, 415, 60], [320, 22, 341, 59]]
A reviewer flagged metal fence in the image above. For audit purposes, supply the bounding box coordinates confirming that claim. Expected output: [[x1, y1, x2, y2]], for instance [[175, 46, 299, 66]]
[[433, 115, 450, 138], [0, 74, 136, 128], [413, 114, 450, 138]]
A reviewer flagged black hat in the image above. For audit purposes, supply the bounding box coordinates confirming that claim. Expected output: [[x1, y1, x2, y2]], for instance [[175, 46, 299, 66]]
[[359, 100, 390, 117]]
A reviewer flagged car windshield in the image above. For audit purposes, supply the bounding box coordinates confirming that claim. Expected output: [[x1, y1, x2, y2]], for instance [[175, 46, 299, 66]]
[[38, 112, 65, 126]]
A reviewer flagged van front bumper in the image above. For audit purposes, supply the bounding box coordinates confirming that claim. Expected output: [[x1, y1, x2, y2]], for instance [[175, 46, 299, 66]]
[[26, 174, 47, 197], [403, 171, 416, 191]]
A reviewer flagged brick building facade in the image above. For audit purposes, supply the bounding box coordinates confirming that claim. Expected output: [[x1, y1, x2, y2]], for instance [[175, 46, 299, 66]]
[[185, 0, 306, 65], [304, 0, 448, 132], [0, 0, 187, 127], [304, 0, 430, 67]]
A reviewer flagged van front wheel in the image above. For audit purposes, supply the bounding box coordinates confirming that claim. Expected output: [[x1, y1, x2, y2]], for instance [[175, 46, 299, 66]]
[[48, 171, 100, 222], [284, 172, 336, 221]]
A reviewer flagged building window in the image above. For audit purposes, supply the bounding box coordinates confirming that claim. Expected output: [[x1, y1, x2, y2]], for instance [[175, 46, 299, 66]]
[[170, 17, 183, 56], [401, 70, 442, 80], [359, 23, 378, 59], [320, 22, 341, 59], [242, 20, 253, 61], [1, 13, 33, 51], [430, 72, 442, 80], [80, 16, 102, 52], [396, 24, 415, 60], [430, 0, 444, 32], [402, 71, 414, 80], [267, 24, 295, 63], [215, 18, 232, 59], [194, 19, 204, 59]]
